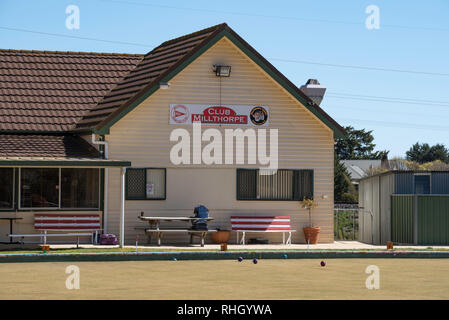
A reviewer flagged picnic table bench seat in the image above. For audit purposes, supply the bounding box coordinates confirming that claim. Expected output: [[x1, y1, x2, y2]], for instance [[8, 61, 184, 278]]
[[145, 228, 217, 247], [136, 227, 217, 247], [136, 216, 217, 247], [8, 213, 101, 246], [231, 216, 295, 245]]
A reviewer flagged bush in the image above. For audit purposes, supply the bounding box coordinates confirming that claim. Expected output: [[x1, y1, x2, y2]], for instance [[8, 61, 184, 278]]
[[340, 192, 358, 204]]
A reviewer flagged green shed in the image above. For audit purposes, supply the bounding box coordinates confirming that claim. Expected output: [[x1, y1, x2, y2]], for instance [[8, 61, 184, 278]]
[[359, 171, 449, 245]]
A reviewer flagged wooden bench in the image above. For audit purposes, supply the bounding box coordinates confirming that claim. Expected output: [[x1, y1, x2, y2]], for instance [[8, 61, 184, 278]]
[[8, 213, 102, 246], [231, 216, 295, 245]]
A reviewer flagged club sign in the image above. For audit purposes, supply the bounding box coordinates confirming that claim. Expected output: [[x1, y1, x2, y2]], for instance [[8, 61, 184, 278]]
[[170, 104, 269, 126]]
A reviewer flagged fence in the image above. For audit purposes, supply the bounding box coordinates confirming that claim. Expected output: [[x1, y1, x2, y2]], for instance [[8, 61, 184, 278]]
[[334, 206, 374, 243], [334, 207, 359, 241]]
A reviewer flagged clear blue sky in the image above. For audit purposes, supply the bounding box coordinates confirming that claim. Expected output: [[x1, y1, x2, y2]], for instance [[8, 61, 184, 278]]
[[1, 0, 448, 158]]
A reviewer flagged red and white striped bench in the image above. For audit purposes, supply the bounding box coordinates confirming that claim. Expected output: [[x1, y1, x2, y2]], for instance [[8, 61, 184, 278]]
[[9, 213, 102, 245], [230, 216, 295, 245]]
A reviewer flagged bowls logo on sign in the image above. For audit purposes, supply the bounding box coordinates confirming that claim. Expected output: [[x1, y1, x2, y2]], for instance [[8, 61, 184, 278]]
[[171, 104, 190, 124], [250, 106, 268, 125]]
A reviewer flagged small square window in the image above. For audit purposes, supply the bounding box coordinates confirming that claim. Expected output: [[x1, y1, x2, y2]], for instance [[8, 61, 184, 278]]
[[414, 175, 430, 194], [126, 168, 166, 200]]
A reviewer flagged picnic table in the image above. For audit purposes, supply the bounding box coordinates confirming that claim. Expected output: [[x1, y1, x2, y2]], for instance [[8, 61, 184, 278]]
[[137, 215, 216, 247]]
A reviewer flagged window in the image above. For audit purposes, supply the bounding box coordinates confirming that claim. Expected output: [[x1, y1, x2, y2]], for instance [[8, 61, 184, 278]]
[[20, 168, 59, 208], [237, 169, 313, 200], [0, 168, 14, 209], [126, 168, 166, 200], [414, 175, 430, 194], [61, 168, 99, 208], [20, 168, 100, 209]]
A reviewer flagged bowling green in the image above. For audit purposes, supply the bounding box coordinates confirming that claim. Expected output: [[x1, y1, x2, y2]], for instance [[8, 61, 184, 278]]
[[0, 259, 448, 299]]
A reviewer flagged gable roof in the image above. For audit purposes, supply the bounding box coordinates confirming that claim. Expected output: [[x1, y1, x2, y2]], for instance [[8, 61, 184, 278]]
[[0, 23, 345, 137], [76, 24, 223, 130], [80, 23, 345, 137], [0, 49, 142, 132], [341, 160, 382, 181]]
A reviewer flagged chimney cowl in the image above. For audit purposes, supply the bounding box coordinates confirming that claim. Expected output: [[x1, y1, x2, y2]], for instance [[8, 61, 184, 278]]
[[300, 79, 326, 106]]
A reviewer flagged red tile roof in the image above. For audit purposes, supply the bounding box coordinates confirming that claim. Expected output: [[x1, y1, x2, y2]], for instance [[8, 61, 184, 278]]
[[0, 23, 345, 138], [0, 134, 100, 157], [0, 49, 143, 132], [76, 23, 225, 129]]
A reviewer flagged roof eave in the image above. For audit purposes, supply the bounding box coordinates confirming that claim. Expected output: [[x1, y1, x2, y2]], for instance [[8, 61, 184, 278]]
[[0, 159, 131, 167], [92, 24, 346, 138]]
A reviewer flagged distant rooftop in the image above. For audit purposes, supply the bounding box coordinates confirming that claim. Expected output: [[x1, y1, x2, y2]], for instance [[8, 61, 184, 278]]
[[341, 160, 382, 181]]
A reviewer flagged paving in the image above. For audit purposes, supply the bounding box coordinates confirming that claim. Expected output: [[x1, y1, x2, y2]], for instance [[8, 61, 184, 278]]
[[46, 241, 449, 251]]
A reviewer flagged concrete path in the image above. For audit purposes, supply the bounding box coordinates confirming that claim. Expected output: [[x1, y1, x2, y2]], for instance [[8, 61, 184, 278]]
[[47, 241, 449, 250]]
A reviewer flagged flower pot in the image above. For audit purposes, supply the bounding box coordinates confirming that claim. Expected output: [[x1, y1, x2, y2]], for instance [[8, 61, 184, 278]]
[[210, 230, 231, 244], [303, 227, 321, 244]]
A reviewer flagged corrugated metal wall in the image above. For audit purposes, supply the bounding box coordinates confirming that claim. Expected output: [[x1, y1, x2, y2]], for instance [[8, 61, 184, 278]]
[[417, 196, 449, 245], [358, 175, 374, 243], [431, 172, 449, 194], [379, 174, 394, 243], [361, 172, 449, 246], [358, 173, 394, 244], [394, 172, 414, 194], [391, 195, 414, 244]]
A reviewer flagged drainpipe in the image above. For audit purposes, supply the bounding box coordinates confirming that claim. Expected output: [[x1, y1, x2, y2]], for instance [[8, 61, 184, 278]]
[[120, 167, 126, 248], [92, 133, 109, 234]]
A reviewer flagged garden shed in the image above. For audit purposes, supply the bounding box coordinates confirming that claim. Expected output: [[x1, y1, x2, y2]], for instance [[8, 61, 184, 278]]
[[359, 171, 449, 245]]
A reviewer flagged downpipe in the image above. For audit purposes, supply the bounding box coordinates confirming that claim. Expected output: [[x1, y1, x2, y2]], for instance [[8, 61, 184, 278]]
[[92, 133, 109, 234]]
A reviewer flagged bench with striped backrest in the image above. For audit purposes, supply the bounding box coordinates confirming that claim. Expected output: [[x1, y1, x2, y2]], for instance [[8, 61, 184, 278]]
[[230, 216, 295, 245], [9, 213, 102, 245]]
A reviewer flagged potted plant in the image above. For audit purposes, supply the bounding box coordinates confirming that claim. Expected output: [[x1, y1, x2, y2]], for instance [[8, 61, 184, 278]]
[[210, 228, 231, 244], [300, 198, 320, 244]]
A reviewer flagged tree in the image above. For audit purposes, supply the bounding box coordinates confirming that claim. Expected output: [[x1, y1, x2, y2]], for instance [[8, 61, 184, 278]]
[[335, 126, 389, 160], [406, 142, 449, 164], [334, 155, 357, 203]]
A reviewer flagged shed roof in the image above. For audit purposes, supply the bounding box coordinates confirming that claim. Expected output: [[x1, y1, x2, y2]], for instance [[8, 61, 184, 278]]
[[0, 134, 100, 158], [0, 134, 131, 166]]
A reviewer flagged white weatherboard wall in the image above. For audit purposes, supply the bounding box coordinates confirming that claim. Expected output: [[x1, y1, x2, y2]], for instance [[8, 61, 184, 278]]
[[105, 37, 335, 244]]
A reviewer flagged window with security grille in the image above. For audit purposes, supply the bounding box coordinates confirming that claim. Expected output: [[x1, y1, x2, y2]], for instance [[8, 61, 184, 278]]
[[126, 168, 166, 200], [237, 169, 313, 200]]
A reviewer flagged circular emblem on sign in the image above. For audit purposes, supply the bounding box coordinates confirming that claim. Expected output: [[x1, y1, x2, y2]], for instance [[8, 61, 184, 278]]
[[250, 106, 268, 125], [171, 104, 189, 124]]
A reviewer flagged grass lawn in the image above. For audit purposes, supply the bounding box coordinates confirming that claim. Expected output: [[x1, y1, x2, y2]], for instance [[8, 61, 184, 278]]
[[0, 259, 448, 299]]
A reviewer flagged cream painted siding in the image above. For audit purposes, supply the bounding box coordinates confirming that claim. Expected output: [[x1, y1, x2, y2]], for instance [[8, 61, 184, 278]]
[[106, 37, 335, 244]]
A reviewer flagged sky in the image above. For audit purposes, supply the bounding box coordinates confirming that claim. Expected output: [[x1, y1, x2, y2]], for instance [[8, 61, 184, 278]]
[[1, 0, 448, 158]]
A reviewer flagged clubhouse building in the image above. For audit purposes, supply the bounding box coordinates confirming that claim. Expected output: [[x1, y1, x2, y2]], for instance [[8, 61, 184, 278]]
[[0, 23, 345, 245]]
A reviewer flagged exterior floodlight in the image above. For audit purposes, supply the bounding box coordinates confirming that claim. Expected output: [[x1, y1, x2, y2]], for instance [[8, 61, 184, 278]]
[[213, 65, 231, 77], [159, 82, 170, 89]]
